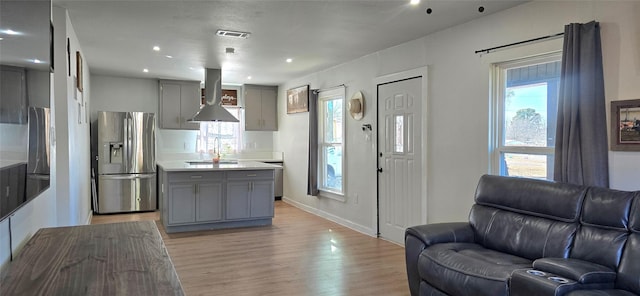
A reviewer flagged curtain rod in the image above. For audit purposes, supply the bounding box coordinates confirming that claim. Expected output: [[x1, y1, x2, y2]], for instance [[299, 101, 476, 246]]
[[313, 84, 346, 93], [475, 32, 564, 54]]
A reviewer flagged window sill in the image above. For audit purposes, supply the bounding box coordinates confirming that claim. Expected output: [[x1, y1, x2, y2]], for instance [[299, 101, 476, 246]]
[[318, 189, 346, 202]]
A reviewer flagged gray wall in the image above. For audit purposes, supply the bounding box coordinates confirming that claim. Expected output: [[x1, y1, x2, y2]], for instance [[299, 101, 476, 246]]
[[90, 74, 158, 118], [276, 1, 640, 235], [0, 7, 93, 269]]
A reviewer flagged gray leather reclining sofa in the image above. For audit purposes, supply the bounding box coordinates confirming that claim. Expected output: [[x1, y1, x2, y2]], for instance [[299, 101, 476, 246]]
[[405, 174, 640, 296]]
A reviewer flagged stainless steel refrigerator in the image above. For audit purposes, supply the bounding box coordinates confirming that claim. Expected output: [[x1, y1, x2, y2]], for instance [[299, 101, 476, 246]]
[[27, 107, 51, 200], [94, 111, 156, 213]]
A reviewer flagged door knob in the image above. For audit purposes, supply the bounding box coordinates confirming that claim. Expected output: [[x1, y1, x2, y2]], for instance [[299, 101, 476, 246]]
[[377, 167, 383, 173]]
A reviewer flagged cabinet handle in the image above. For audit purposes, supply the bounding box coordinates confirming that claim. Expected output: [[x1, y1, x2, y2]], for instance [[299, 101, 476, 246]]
[[5, 186, 9, 197], [190, 175, 202, 179], [248, 182, 251, 191], [246, 174, 257, 177]]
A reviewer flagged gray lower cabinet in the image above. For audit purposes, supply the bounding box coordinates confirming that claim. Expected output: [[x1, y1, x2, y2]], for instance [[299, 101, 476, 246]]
[[164, 171, 224, 226], [226, 170, 274, 219], [196, 183, 223, 222], [160, 168, 274, 233]]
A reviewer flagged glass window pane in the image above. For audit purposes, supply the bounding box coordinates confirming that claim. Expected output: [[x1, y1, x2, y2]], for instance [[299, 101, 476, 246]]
[[501, 153, 552, 180], [395, 115, 404, 153], [323, 145, 342, 191], [324, 99, 343, 143], [197, 108, 241, 155], [503, 83, 548, 147]]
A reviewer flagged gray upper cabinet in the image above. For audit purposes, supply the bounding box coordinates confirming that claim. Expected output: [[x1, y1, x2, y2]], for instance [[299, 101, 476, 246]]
[[159, 80, 201, 130], [244, 85, 277, 131], [0, 66, 27, 124]]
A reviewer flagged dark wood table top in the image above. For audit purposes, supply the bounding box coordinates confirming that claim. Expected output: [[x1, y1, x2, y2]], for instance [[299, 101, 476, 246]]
[[0, 221, 184, 296]]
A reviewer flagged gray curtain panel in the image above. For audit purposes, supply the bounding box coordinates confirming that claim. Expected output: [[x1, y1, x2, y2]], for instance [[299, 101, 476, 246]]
[[307, 90, 319, 196], [554, 21, 609, 187]]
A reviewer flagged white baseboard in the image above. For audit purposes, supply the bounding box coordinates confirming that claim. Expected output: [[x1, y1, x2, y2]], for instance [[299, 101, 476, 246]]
[[282, 196, 377, 237], [85, 210, 93, 225]]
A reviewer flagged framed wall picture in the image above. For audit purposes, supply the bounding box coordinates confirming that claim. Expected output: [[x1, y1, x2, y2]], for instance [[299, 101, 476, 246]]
[[286, 85, 309, 114], [221, 89, 238, 106], [49, 22, 54, 73], [610, 99, 640, 151], [76, 51, 83, 92], [67, 38, 70, 76]]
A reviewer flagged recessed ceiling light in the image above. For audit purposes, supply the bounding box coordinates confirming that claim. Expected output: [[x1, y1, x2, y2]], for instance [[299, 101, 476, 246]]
[[286, 58, 293, 63], [165, 55, 173, 59], [410, 0, 420, 5], [153, 46, 160, 51], [143, 68, 149, 73], [33, 59, 42, 64], [247, 76, 252, 80], [1, 29, 21, 35]]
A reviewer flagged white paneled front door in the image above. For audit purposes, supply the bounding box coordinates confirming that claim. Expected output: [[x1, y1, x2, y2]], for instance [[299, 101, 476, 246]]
[[377, 76, 423, 245]]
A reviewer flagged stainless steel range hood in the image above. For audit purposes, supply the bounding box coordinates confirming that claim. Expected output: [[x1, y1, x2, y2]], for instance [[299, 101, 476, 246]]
[[188, 68, 239, 122]]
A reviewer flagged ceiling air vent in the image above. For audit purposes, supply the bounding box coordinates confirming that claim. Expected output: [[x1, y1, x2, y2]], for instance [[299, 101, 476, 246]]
[[216, 29, 251, 39]]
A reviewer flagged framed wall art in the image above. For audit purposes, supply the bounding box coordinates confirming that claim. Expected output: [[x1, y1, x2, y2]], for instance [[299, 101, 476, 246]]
[[76, 51, 83, 92], [286, 84, 309, 114], [221, 89, 238, 106], [610, 99, 640, 151]]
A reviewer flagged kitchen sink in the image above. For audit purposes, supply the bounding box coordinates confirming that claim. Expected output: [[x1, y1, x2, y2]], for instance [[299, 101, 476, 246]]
[[186, 159, 238, 165]]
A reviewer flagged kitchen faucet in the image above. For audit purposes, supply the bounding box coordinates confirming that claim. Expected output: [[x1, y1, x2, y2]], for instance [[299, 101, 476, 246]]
[[212, 137, 221, 162]]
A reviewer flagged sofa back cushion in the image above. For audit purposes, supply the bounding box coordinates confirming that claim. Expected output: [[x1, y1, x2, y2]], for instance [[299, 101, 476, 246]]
[[470, 175, 587, 260], [570, 188, 634, 270], [474, 175, 586, 222], [615, 196, 640, 294]]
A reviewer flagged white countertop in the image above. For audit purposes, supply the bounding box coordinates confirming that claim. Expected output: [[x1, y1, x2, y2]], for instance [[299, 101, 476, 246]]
[[157, 152, 283, 163], [157, 160, 281, 172], [0, 160, 26, 170]]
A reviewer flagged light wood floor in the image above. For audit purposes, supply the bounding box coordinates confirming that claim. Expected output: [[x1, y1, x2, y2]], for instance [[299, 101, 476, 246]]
[[92, 201, 410, 296]]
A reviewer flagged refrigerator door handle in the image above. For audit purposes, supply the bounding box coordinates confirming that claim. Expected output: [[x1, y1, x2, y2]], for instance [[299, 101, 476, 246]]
[[127, 115, 133, 173], [122, 115, 129, 172]]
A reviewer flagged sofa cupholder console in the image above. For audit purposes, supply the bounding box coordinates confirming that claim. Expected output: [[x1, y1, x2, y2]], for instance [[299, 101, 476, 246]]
[[511, 269, 580, 296]]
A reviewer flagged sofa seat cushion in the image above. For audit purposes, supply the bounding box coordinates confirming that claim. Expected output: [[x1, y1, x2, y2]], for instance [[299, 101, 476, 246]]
[[418, 243, 532, 296], [566, 290, 637, 296]]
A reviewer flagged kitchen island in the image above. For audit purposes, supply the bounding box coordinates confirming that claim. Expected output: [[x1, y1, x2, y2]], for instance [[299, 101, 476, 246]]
[[157, 161, 280, 233]]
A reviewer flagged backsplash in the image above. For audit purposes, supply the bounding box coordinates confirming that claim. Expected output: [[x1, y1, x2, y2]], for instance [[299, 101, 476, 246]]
[[156, 129, 278, 161]]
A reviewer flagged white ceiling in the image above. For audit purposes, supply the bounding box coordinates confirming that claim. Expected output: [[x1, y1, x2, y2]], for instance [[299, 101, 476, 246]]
[[55, 0, 527, 85]]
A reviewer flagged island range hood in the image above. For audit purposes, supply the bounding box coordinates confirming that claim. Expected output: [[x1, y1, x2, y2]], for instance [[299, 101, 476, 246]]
[[189, 68, 239, 122]]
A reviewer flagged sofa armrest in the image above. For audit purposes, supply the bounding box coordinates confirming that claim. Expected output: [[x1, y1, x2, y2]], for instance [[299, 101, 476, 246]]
[[405, 222, 475, 246], [405, 223, 474, 296], [533, 258, 616, 284]]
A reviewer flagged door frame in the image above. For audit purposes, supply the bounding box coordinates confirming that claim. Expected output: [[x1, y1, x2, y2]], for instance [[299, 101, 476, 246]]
[[373, 66, 429, 238]]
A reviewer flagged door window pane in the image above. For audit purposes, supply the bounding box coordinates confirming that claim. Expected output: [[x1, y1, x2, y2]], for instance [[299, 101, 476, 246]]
[[395, 115, 404, 153]]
